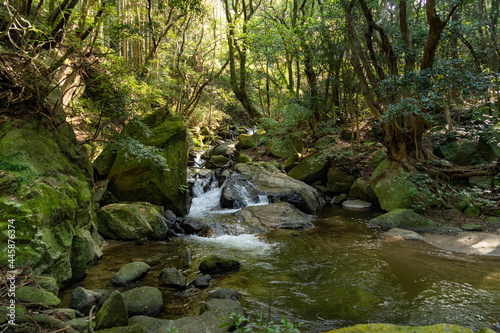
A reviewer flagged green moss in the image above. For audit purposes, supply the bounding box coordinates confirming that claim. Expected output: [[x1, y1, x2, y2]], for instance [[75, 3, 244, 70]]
[[325, 323, 473, 333], [15, 286, 61, 307]]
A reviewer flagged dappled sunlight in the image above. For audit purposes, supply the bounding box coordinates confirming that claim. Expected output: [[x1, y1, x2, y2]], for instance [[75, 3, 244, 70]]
[[456, 234, 500, 255]]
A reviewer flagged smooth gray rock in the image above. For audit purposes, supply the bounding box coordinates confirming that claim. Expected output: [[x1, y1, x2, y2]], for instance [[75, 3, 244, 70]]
[[193, 274, 212, 289], [111, 262, 151, 286], [69, 287, 112, 315], [159, 267, 187, 289], [342, 199, 372, 210], [384, 228, 424, 241]]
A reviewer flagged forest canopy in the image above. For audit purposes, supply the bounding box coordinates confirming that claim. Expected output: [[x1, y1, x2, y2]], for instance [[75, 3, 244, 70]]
[[0, 0, 498, 167]]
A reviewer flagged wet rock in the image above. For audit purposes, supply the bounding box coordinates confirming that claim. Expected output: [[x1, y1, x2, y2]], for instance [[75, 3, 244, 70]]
[[234, 202, 314, 232], [111, 262, 151, 286], [180, 219, 204, 234], [207, 288, 242, 301], [95, 290, 128, 330], [220, 178, 264, 209], [349, 178, 378, 202], [193, 274, 212, 289], [384, 228, 423, 241], [199, 254, 241, 275], [122, 286, 163, 316], [207, 155, 231, 168], [331, 194, 348, 204], [15, 286, 60, 307], [342, 199, 372, 210], [159, 267, 187, 289], [235, 163, 323, 213], [200, 298, 244, 316], [69, 287, 112, 315]]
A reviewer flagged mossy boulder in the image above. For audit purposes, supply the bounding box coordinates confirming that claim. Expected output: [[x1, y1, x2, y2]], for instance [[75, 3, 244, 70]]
[[0, 118, 102, 285], [159, 267, 187, 289], [235, 129, 267, 150], [15, 286, 60, 307], [95, 290, 128, 330], [369, 209, 458, 233], [68, 287, 112, 315], [268, 136, 303, 158], [97, 202, 169, 240], [284, 153, 300, 172], [314, 135, 336, 149], [371, 149, 387, 167], [199, 254, 241, 275], [107, 114, 190, 215], [440, 139, 480, 166], [236, 152, 252, 164], [122, 286, 163, 316], [464, 205, 481, 217], [111, 262, 151, 286], [288, 153, 328, 184], [325, 323, 473, 333], [349, 178, 378, 202], [369, 159, 437, 212], [479, 124, 500, 161]]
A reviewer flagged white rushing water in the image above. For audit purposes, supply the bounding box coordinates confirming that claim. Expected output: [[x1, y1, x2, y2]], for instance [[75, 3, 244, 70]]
[[187, 234, 274, 254]]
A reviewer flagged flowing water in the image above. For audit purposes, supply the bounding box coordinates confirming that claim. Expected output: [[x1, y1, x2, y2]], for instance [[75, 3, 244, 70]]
[[61, 173, 500, 332]]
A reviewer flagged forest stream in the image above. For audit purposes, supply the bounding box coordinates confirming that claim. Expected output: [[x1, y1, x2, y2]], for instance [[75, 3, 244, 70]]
[[59, 171, 500, 332]]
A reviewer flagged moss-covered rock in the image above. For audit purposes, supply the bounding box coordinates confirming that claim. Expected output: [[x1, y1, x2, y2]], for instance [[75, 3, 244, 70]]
[[479, 124, 500, 161], [159, 267, 187, 289], [327, 168, 355, 193], [462, 223, 483, 231], [93, 144, 117, 178], [97, 202, 169, 240], [235, 129, 267, 150], [464, 205, 481, 217], [440, 139, 480, 166], [0, 118, 102, 285], [325, 323, 473, 333], [314, 135, 336, 149], [199, 254, 241, 275], [268, 136, 303, 158], [15, 286, 60, 307], [284, 153, 300, 172], [369, 209, 459, 232], [95, 290, 128, 330], [349, 178, 378, 202], [122, 286, 163, 317], [288, 153, 328, 184], [107, 115, 190, 215], [371, 149, 387, 167], [236, 152, 252, 164], [369, 159, 437, 212]]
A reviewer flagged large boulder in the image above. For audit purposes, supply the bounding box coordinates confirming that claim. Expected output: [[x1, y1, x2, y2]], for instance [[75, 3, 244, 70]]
[[268, 136, 303, 158], [349, 178, 378, 202], [68, 287, 112, 315], [0, 118, 102, 285], [199, 254, 241, 275], [106, 112, 190, 215], [440, 139, 479, 166], [97, 202, 169, 240], [233, 202, 314, 232], [235, 163, 323, 213], [369, 159, 437, 212], [479, 124, 500, 161], [235, 129, 267, 150], [369, 209, 461, 233], [288, 153, 328, 184], [220, 178, 264, 209]]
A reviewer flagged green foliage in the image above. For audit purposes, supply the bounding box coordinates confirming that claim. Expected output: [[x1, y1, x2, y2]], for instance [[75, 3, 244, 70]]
[[114, 137, 169, 171], [220, 312, 303, 333]]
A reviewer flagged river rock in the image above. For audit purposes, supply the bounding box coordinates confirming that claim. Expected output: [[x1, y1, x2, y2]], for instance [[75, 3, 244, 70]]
[[342, 199, 372, 210], [220, 177, 264, 209], [95, 290, 128, 330], [235, 163, 323, 213], [106, 111, 190, 215], [369, 209, 460, 233], [122, 286, 163, 316], [0, 118, 102, 284], [383, 228, 423, 241], [206, 288, 242, 301], [159, 267, 187, 289], [69, 287, 112, 315], [179, 219, 204, 234], [97, 202, 169, 240], [193, 274, 212, 289], [66, 318, 96, 331], [325, 323, 474, 333], [94, 325, 148, 333], [234, 202, 314, 232], [288, 153, 328, 184], [199, 254, 241, 275], [111, 262, 151, 286], [235, 129, 267, 149], [15, 286, 60, 307]]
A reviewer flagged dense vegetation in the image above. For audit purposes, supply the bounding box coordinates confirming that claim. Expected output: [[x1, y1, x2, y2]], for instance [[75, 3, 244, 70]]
[[0, 0, 498, 187]]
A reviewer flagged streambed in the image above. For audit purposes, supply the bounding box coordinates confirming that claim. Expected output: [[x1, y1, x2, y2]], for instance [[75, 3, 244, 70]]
[[61, 204, 500, 332]]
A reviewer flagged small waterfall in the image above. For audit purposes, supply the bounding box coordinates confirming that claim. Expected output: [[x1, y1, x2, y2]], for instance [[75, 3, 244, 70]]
[[232, 182, 269, 207]]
